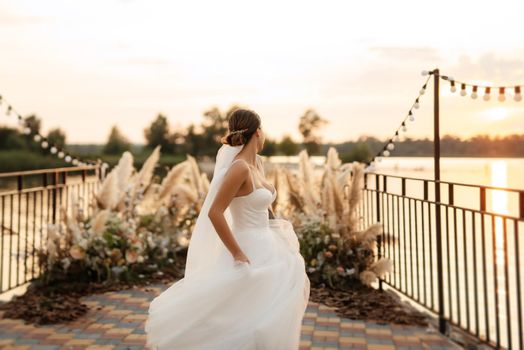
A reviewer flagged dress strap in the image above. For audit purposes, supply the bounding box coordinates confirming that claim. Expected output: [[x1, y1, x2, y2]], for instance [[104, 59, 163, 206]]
[[231, 158, 257, 191]]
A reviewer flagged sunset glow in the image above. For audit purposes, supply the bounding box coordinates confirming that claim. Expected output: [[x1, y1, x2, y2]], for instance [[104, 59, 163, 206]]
[[1, 0, 523, 143]]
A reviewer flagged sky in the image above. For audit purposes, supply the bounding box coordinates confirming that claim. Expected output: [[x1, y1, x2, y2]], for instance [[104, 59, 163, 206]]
[[0, 0, 523, 144]]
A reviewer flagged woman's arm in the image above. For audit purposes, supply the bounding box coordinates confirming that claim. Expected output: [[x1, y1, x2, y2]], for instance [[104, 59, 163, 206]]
[[208, 161, 249, 259]]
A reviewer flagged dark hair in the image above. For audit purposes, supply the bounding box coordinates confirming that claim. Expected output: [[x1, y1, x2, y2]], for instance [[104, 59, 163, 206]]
[[220, 108, 261, 146]]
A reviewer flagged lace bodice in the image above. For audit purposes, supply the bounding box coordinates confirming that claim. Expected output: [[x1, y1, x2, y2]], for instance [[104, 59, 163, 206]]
[[228, 159, 277, 231]]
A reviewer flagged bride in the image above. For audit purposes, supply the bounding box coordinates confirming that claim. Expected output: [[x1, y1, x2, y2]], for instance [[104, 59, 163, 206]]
[[145, 108, 311, 350]]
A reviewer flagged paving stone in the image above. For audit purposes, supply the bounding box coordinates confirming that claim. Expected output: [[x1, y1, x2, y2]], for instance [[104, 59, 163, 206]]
[[0, 282, 462, 349]]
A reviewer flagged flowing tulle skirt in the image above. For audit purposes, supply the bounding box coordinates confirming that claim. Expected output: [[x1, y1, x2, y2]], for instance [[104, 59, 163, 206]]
[[145, 218, 310, 350]]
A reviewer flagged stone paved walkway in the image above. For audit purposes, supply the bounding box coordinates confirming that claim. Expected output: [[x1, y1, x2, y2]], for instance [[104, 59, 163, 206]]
[[0, 282, 462, 349]]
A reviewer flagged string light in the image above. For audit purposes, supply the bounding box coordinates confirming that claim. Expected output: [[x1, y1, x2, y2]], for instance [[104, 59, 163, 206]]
[[460, 83, 467, 96], [471, 86, 478, 99], [450, 80, 457, 93], [483, 87, 491, 101], [498, 87, 505, 102], [0, 92, 98, 167], [364, 71, 433, 167], [439, 75, 522, 102]]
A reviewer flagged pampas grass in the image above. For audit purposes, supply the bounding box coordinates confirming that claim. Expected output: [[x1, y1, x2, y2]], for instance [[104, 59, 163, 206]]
[[132, 145, 160, 190], [368, 258, 393, 278], [275, 146, 392, 288], [359, 270, 378, 286], [95, 171, 119, 210], [90, 209, 110, 236]]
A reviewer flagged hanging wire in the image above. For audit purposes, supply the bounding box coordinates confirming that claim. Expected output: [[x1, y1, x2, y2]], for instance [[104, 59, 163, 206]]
[[0, 93, 100, 167], [363, 72, 434, 168]]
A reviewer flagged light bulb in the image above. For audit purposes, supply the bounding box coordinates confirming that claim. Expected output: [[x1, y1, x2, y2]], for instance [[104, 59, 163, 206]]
[[409, 114, 415, 122], [515, 93, 522, 102], [393, 134, 400, 142], [387, 143, 395, 150], [34, 134, 41, 142], [23, 127, 31, 135], [414, 101, 420, 109], [58, 151, 65, 158], [471, 92, 478, 99], [450, 85, 457, 93], [50, 146, 57, 154], [41, 141, 48, 149], [376, 157, 382, 162], [72, 159, 79, 165], [460, 84, 467, 96], [419, 88, 426, 95], [483, 87, 491, 101], [402, 125, 407, 132], [421, 70, 428, 76], [65, 155, 72, 162], [498, 87, 506, 102], [383, 150, 390, 157]]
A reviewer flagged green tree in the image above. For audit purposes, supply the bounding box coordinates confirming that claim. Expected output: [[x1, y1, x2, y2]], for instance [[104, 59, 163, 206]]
[[199, 105, 240, 156], [23, 115, 43, 152], [184, 123, 205, 157], [104, 125, 131, 155], [278, 135, 299, 155], [0, 127, 26, 150], [260, 137, 277, 156], [47, 128, 66, 149], [340, 143, 371, 163], [298, 108, 329, 155], [144, 113, 174, 152]]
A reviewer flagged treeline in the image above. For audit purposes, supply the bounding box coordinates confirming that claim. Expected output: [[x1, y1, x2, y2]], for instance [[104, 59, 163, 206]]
[[1, 106, 523, 172], [327, 134, 524, 161], [0, 105, 330, 171]]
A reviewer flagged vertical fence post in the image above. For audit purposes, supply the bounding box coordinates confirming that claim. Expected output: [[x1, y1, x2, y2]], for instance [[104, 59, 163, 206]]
[[433, 68, 447, 334], [375, 174, 383, 291], [51, 171, 58, 224]]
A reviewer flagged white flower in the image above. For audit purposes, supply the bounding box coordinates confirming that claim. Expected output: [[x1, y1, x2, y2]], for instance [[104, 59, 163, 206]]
[[61, 257, 71, 271], [78, 238, 89, 250]]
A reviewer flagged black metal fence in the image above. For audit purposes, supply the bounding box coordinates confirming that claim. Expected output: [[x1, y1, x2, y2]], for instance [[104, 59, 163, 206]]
[[360, 171, 524, 349], [0, 166, 101, 294]]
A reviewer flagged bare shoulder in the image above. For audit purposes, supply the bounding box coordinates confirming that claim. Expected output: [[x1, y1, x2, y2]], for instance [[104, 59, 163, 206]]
[[225, 159, 250, 178]]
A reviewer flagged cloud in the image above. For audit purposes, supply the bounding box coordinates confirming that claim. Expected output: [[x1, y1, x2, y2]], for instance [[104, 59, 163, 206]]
[[0, 9, 47, 26], [369, 46, 441, 61], [453, 52, 524, 83], [108, 57, 172, 67]]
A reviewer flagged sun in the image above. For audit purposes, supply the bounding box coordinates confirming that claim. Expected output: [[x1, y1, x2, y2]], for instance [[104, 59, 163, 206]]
[[484, 107, 509, 121]]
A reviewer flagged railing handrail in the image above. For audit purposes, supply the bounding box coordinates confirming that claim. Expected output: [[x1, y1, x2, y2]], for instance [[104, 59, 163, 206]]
[[366, 170, 524, 194], [0, 165, 100, 178]]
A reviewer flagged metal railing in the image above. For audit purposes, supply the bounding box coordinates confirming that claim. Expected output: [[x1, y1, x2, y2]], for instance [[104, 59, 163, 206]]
[[359, 171, 524, 349], [0, 166, 102, 294]]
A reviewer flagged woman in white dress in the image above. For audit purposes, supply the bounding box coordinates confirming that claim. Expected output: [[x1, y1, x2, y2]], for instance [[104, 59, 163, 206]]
[[145, 108, 310, 350]]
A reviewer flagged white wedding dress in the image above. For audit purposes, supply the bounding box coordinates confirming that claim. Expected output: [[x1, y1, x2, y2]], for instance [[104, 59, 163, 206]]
[[145, 153, 311, 350]]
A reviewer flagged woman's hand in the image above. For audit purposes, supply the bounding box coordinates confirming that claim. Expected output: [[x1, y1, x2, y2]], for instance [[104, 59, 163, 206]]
[[233, 251, 251, 266]]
